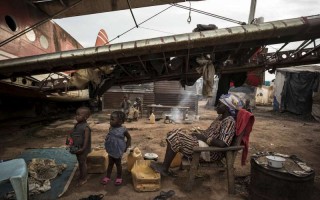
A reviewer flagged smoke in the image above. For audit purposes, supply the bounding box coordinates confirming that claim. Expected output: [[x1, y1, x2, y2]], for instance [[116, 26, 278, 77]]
[[166, 87, 196, 123]]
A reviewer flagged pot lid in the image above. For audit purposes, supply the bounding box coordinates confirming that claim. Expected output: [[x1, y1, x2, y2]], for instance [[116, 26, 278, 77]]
[[144, 153, 158, 159]]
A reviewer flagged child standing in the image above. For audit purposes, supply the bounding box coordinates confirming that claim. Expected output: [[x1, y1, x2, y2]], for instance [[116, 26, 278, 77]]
[[101, 111, 131, 186], [71, 106, 91, 186]]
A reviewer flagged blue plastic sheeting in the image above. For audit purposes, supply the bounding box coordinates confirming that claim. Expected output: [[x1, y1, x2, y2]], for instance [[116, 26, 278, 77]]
[[0, 148, 77, 200]]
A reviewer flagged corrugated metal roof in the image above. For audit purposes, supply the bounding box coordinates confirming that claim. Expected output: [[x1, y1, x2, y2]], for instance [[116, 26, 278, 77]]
[[107, 83, 154, 93], [154, 81, 196, 94]]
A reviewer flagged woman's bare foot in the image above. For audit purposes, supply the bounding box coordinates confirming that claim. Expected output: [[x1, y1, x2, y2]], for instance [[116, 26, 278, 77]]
[[150, 162, 178, 177], [150, 162, 169, 176]]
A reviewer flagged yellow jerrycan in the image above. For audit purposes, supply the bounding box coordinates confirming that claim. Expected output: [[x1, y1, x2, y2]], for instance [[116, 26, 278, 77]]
[[127, 147, 143, 172], [149, 113, 156, 124], [170, 152, 182, 168]]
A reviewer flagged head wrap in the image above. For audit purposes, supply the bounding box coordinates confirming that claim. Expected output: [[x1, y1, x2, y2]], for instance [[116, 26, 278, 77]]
[[219, 93, 243, 117]]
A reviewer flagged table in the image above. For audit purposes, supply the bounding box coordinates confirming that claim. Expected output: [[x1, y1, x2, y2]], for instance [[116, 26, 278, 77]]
[[0, 159, 28, 200], [146, 104, 189, 120]]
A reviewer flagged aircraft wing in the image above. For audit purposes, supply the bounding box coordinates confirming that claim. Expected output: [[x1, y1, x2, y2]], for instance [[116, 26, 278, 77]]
[[0, 14, 320, 96], [33, 0, 203, 19]]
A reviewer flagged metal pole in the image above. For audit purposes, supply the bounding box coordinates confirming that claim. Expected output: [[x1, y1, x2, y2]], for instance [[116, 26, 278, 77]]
[[248, 0, 257, 24]]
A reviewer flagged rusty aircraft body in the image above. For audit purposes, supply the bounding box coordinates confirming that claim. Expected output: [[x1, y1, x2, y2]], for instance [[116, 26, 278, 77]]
[[0, 0, 200, 119], [0, 0, 320, 119], [0, 0, 197, 96]]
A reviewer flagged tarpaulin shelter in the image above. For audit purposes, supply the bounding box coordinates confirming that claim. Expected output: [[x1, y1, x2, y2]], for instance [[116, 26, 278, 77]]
[[273, 65, 320, 121]]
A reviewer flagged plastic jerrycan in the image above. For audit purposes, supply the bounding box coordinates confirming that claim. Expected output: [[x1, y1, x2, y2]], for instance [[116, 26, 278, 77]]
[[149, 113, 156, 124], [170, 152, 182, 168], [127, 147, 143, 172]]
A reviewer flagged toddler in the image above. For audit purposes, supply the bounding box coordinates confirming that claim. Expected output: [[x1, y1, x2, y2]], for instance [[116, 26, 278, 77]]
[[101, 111, 131, 185], [70, 106, 91, 186]]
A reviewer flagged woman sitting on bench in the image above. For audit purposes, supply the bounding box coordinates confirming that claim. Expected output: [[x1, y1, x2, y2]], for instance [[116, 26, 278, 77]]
[[152, 94, 242, 176]]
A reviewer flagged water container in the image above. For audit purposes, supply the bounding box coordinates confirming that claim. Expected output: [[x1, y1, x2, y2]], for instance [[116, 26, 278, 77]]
[[149, 113, 155, 124], [131, 160, 161, 192], [127, 147, 143, 172], [170, 153, 182, 168], [87, 148, 108, 174]]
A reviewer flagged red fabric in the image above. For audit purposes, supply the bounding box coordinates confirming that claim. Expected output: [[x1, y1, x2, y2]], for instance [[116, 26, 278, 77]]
[[246, 73, 261, 86], [236, 109, 255, 165]]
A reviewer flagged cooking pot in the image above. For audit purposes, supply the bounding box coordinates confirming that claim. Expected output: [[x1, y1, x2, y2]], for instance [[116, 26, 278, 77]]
[[266, 156, 285, 168]]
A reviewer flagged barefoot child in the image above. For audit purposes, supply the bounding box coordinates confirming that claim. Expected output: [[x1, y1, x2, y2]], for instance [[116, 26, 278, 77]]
[[70, 106, 91, 186], [101, 111, 131, 185]]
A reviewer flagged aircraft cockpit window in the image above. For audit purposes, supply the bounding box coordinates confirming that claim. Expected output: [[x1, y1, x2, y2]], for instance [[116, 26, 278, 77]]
[[281, 54, 287, 59], [40, 35, 49, 49], [25, 27, 36, 42], [5, 15, 17, 31], [22, 78, 27, 85]]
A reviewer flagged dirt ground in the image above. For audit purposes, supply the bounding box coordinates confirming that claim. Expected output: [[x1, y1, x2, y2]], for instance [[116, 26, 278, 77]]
[[1, 100, 320, 200]]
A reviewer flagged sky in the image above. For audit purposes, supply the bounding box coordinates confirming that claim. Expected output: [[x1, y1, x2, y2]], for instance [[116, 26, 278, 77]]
[[54, 0, 320, 81]]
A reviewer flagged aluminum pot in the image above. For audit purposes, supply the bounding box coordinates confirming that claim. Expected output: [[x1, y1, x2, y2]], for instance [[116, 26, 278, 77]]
[[266, 156, 285, 168], [144, 153, 158, 161]]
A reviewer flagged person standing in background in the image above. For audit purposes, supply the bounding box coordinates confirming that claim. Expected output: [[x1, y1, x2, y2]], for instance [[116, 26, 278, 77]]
[[120, 94, 131, 118]]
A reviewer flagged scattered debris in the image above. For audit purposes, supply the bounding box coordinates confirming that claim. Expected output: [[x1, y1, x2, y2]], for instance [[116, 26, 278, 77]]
[[153, 190, 175, 200]]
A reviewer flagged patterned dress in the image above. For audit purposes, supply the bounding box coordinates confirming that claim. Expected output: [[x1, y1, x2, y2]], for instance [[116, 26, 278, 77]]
[[104, 126, 127, 159], [166, 115, 235, 161]]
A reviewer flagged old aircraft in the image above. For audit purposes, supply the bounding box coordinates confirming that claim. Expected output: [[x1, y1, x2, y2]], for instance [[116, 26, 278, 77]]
[[0, 0, 201, 119], [0, 0, 320, 119]]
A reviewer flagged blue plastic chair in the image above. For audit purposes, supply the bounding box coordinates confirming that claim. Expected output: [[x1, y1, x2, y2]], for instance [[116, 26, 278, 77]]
[[0, 159, 28, 200]]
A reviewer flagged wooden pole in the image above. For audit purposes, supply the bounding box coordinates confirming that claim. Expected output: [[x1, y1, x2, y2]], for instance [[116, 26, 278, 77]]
[[58, 163, 78, 198]]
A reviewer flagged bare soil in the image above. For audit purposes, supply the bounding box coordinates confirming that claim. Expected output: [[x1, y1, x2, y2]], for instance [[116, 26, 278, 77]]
[[1, 100, 320, 200]]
